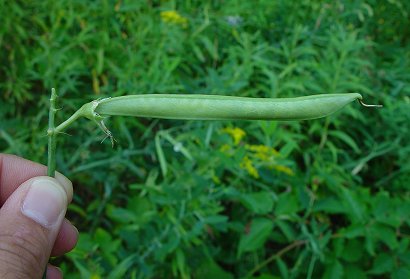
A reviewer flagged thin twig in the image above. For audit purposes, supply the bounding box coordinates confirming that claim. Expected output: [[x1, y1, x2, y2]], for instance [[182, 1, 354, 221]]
[[246, 240, 307, 277]]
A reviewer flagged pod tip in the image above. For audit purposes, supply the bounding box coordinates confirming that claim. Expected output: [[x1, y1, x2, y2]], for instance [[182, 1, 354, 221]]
[[358, 99, 383, 108]]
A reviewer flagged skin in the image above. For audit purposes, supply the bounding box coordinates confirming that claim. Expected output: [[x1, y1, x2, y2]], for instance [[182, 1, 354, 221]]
[[0, 154, 78, 279]]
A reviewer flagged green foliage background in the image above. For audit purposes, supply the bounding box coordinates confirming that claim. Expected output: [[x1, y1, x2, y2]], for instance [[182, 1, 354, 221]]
[[1, 0, 409, 278]]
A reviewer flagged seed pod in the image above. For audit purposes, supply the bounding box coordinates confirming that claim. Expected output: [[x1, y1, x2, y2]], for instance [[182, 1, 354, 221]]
[[54, 93, 381, 139], [95, 93, 364, 121]]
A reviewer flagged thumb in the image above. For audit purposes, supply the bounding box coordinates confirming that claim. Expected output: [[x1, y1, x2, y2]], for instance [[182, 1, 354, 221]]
[[0, 176, 72, 278]]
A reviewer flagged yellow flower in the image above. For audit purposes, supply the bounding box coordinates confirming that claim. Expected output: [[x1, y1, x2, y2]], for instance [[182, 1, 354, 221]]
[[245, 144, 279, 161], [91, 275, 101, 279], [160, 10, 188, 28], [273, 165, 294, 176], [222, 127, 246, 145], [240, 156, 259, 178]]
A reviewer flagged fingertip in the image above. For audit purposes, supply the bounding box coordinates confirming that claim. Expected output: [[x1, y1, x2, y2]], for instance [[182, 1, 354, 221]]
[[47, 264, 63, 279], [0, 154, 73, 205], [55, 171, 73, 203], [51, 219, 79, 256], [21, 177, 67, 228]]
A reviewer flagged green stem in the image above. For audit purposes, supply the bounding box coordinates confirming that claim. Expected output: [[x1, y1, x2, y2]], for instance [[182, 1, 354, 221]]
[[54, 100, 105, 134], [54, 108, 83, 134], [47, 88, 57, 177], [44, 88, 58, 279], [246, 240, 306, 277]]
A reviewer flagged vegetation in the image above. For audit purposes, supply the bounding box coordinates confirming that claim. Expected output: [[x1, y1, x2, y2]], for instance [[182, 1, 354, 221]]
[[1, 0, 409, 278]]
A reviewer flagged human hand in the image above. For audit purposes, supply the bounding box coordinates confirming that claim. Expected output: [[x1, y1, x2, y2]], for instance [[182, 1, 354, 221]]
[[0, 154, 78, 279]]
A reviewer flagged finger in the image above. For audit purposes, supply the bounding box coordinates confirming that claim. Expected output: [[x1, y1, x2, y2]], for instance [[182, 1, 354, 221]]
[[0, 176, 71, 278], [0, 154, 72, 205], [47, 264, 63, 279], [51, 218, 79, 257]]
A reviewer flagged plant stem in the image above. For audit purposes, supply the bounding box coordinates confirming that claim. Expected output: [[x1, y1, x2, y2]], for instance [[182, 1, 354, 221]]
[[44, 88, 58, 279], [47, 88, 57, 177], [246, 240, 307, 277], [54, 108, 83, 134]]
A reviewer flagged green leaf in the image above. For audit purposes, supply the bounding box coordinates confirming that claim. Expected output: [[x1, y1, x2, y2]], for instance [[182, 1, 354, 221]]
[[191, 43, 206, 63], [392, 267, 410, 279], [238, 218, 274, 257], [155, 233, 180, 260], [200, 36, 218, 61], [155, 133, 168, 176], [71, 258, 92, 279], [338, 224, 366, 238], [322, 259, 343, 279], [95, 228, 121, 266], [106, 206, 137, 224], [276, 258, 289, 279], [371, 223, 399, 249], [398, 250, 410, 265], [369, 253, 395, 275], [332, 238, 345, 258], [372, 192, 402, 227], [276, 220, 296, 242], [339, 187, 365, 222], [313, 197, 347, 214], [204, 215, 229, 226], [127, 196, 155, 225], [275, 192, 299, 216], [343, 264, 367, 279], [365, 231, 376, 256], [328, 130, 360, 153], [195, 260, 233, 279], [175, 249, 188, 278], [107, 254, 137, 279], [239, 191, 274, 214], [340, 239, 363, 263]]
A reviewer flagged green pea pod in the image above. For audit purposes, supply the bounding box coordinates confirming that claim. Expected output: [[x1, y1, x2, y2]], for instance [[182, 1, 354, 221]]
[[53, 93, 381, 139], [95, 93, 362, 121], [47, 91, 381, 176]]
